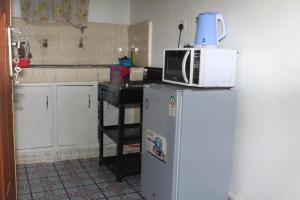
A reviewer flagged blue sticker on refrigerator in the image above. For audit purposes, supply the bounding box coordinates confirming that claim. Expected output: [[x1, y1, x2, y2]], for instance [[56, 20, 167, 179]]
[[146, 129, 167, 163]]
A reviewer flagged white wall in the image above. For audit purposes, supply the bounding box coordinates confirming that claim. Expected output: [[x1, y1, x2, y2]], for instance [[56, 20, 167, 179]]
[[130, 1, 300, 200], [88, 0, 129, 24], [12, 0, 130, 24]]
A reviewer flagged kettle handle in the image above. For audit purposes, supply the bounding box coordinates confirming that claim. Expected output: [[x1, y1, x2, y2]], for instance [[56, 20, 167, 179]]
[[216, 13, 227, 41]]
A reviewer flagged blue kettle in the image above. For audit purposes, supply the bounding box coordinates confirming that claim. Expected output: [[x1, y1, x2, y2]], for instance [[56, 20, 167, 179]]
[[195, 12, 227, 47]]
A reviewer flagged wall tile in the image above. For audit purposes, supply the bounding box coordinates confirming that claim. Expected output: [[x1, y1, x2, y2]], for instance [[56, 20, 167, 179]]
[[61, 37, 81, 65], [41, 37, 62, 64], [16, 67, 111, 83], [128, 21, 150, 67], [33, 68, 56, 82], [30, 58, 44, 65], [94, 23, 114, 40], [17, 69, 34, 83], [83, 23, 100, 38], [16, 148, 101, 164], [16, 151, 58, 164], [96, 40, 114, 64], [12, 18, 126, 65], [113, 24, 128, 40], [13, 20, 40, 38], [60, 25, 82, 38], [12, 18, 149, 82], [56, 69, 78, 82], [26, 37, 44, 64], [140, 23, 149, 40], [96, 68, 110, 82], [77, 68, 98, 81], [112, 40, 129, 60], [77, 38, 98, 64]]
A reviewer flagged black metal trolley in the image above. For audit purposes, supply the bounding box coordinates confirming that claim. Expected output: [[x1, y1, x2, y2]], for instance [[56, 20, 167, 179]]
[[98, 82, 143, 182]]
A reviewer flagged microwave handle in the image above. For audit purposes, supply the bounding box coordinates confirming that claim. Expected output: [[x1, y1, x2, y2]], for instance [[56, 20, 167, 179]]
[[182, 51, 190, 84]]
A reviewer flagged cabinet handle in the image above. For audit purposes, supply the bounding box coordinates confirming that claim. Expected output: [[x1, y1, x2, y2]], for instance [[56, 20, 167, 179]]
[[46, 96, 49, 109], [88, 95, 91, 108]]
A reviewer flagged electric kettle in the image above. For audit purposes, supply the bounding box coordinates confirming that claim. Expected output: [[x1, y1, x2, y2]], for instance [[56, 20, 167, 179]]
[[195, 12, 227, 47]]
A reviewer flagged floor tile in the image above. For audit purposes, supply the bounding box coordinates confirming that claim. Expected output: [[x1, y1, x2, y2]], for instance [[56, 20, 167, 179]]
[[111, 182, 135, 194], [45, 176, 65, 190], [17, 173, 28, 181], [17, 158, 145, 200], [50, 189, 70, 199], [17, 187, 31, 195], [93, 176, 109, 184], [66, 187, 87, 199], [76, 175, 95, 186], [31, 191, 51, 200], [125, 192, 145, 200], [42, 170, 58, 178], [82, 184, 106, 199], [29, 183, 46, 193], [108, 196, 123, 200], [60, 175, 79, 188], [17, 164, 26, 169], [132, 185, 141, 192], [18, 193, 32, 200]]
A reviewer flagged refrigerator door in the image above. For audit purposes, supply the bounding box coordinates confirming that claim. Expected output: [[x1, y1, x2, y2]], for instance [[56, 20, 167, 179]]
[[141, 84, 182, 200], [177, 89, 236, 200]]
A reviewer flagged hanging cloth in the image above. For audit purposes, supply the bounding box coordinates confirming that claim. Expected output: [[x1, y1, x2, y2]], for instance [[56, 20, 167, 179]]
[[20, 0, 89, 26]]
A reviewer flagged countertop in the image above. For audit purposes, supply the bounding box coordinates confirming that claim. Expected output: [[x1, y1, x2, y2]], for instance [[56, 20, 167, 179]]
[[28, 65, 111, 68], [15, 66, 144, 83], [28, 65, 145, 69]]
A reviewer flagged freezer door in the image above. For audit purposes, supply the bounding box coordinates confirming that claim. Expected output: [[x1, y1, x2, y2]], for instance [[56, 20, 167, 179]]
[[141, 85, 182, 200]]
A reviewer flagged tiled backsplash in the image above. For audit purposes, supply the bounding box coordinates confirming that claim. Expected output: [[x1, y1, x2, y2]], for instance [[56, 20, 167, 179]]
[[12, 18, 129, 65], [129, 21, 149, 67], [11, 18, 149, 83]]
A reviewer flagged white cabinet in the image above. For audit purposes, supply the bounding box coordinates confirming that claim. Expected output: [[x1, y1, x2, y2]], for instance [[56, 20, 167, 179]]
[[14, 86, 53, 149], [14, 82, 98, 161], [57, 85, 98, 146]]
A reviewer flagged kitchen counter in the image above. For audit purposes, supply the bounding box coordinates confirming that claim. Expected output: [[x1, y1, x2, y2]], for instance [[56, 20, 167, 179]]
[[15, 66, 144, 83], [28, 65, 111, 68]]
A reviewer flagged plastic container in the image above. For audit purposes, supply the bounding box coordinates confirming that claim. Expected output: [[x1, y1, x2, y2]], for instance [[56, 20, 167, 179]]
[[14, 57, 30, 68], [110, 65, 131, 82], [118, 57, 131, 67]]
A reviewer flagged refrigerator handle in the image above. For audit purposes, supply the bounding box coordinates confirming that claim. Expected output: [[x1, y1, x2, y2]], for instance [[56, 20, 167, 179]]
[[182, 51, 190, 84]]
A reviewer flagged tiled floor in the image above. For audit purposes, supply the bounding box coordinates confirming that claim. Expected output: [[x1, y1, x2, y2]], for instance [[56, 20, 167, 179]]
[[17, 158, 145, 200]]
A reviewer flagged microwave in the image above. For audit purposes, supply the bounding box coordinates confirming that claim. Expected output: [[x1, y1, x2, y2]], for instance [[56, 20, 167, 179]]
[[163, 48, 238, 88]]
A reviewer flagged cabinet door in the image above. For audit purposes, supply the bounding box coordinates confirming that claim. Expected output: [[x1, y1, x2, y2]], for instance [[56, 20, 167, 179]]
[[14, 86, 53, 149], [57, 85, 98, 146]]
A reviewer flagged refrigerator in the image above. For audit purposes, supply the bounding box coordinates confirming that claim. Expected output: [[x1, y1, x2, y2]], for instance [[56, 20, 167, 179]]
[[141, 84, 236, 200]]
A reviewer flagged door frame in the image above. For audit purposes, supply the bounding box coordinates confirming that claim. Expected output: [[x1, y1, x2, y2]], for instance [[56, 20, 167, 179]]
[[0, 0, 17, 199]]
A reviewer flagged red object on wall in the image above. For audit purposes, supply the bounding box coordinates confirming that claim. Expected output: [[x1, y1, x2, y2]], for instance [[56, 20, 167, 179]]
[[14, 57, 30, 68], [110, 65, 130, 82], [17, 58, 30, 68]]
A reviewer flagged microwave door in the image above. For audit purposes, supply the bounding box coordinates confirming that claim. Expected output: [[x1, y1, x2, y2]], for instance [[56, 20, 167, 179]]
[[164, 50, 191, 84], [182, 51, 190, 84]]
